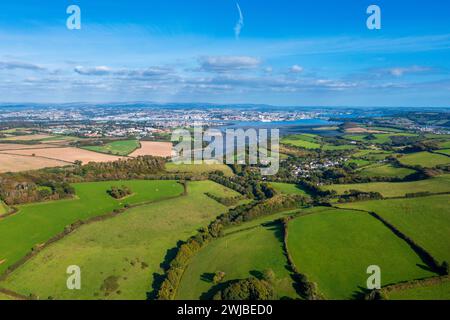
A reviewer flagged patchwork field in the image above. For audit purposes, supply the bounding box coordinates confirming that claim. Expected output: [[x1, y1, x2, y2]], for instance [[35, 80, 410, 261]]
[[385, 279, 450, 300], [0, 181, 236, 300], [436, 149, 450, 156], [340, 195, 450, 264], [287, 208, 435, 299], [129, 141, 173, 157], [269, 182, 308, 196], [0, 180, 184, 274], [165, 162, 234, 176], [359, 164, 416, 178], [0, 147, 125, 164], [323, 174, 450, 198], [398, 152, 450, 168], [176, 221, 298, 300], [82, 140, 140, 156], [0, 153, 69, 173]]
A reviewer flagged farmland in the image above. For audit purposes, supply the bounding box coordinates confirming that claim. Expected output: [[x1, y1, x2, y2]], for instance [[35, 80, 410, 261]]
[[281, 134, 321, 149], [0, 180, 184, 274], [129, 141, 173, 158], [0, 181, 238, 300], [165, 162, 234, 176], [176, 221, 297, 300], [286, 208, 435, 299], [0, 153, 69, 173], [398, 151, 450, 168], [0, 147, 125, 164], [82, 140, 140, 156], [340, 195, 450, 264], [269, 182, 308, 196], [323, 174, 450, 198], [359, 164, 416, 178]]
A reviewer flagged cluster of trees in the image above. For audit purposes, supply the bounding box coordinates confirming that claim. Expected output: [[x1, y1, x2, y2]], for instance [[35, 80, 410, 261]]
[[0, 156, 165, 205], [205, 193, 242, 206], [337, 190, 383, 203], [213, 277, 276, 300], [107, 185, 132, 199]]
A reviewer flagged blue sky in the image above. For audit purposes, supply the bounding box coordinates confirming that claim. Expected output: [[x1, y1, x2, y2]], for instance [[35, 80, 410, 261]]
[[0, 0, 449, 107]]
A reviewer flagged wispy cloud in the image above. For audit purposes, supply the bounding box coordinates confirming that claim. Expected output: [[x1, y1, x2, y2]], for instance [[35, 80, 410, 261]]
[[0, 61, 45, 71], [290, 65, 304, 73], [234, 3, 244, 39]]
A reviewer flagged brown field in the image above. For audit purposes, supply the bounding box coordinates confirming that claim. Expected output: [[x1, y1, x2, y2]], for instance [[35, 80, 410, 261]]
[[0, 147, 125, 164], [0, 143, 58, 151], [0, 154, 69, 173], [345, 127, 385, 134], [130, 141, 173, 157], [2, 134, 54, 141]]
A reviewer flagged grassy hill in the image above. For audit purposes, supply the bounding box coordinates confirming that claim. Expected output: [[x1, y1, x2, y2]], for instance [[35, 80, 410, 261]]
[[0, 181, 239, 300], [0, 180, 184, 274], [287, 208, 435, 299], [339, 195, 450, 264]]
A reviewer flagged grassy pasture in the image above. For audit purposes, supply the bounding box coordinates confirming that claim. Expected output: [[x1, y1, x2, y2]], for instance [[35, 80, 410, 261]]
[[385, 280, 450, 300], [398, 152, 450, 168], [436, 149, 450, 156], [322, 144, 357, 151], [269, 182, 309, 196], [0, 202, 9, 215], [82, 140, 140, 156], [0, 180, 184, 274], [0, 181, 236, 300], [323, 174, 450, 198], [165, 162, 234, 176], [281, 134, 321, 149], [340, 195, 450, 264], [287, 208, 435, 299], [359, 164, 416, 178], [176, 222, 298, 300]]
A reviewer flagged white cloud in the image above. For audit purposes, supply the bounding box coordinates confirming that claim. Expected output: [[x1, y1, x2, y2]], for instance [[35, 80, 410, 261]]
[[0, 61, 45, 71], [290, 65, 304, 73], [198, 56, 261, 73]]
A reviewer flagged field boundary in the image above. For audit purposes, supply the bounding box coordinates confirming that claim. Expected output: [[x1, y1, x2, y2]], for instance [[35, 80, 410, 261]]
[[381, 275, 450, 298], [0, 287, 29, 300]]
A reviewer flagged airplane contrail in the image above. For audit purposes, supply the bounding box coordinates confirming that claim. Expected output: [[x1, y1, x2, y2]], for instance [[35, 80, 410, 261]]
[[234, 3, 244, 39]]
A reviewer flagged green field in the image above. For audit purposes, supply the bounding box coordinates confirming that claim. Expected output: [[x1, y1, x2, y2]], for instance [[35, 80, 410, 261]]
[[385, 280, 450, 300], [176, 222, 298, 300], [346, 159, 372, 167], [398, 152, 450, 168], [323, 174, 450, 198], [82, 140, 140, 156], [436, 149, 450, 156], [281, 134, 321, 149], [0, 180, 184, 274], [0, 292, 15, 300], [352, 149, 393, 160], [0, 202, 9, 216], [287, 208, 435, 299], [165, 162, 234, 176], [359, 164, 416, 178], [0, 181, 238, 300], [269, 182, 308, 196], [439, 141, 450, 149], [322, 144, 357, 151], [340, 195, 450, 264]]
